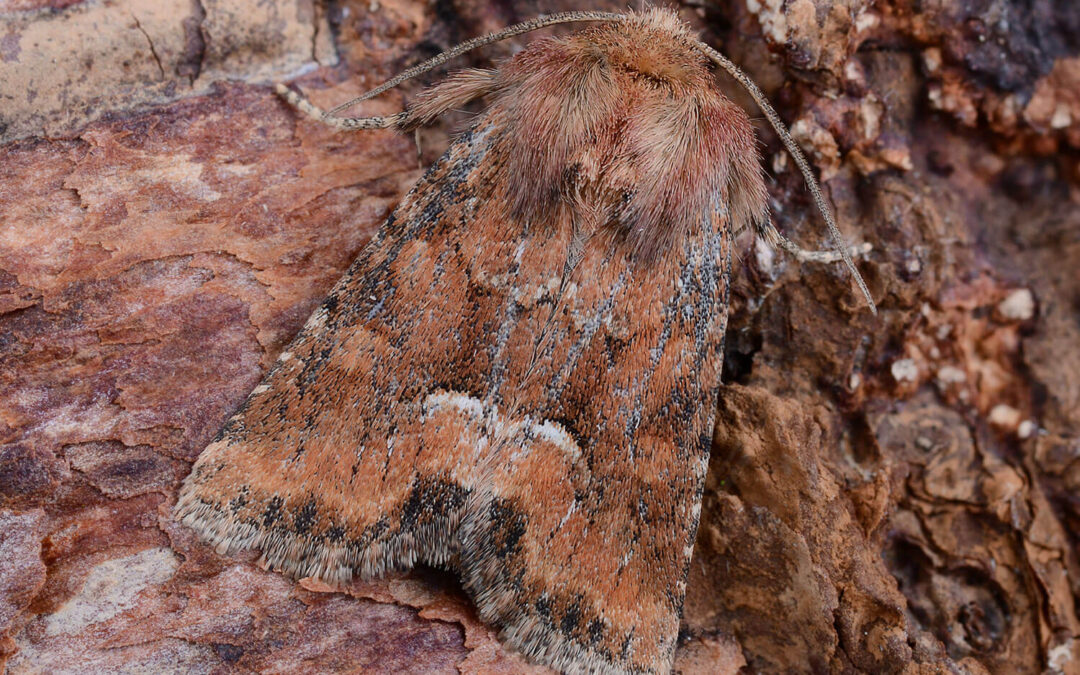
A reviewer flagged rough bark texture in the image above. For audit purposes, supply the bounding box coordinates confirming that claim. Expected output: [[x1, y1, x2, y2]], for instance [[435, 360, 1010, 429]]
[[1, 0, 1078, 673]]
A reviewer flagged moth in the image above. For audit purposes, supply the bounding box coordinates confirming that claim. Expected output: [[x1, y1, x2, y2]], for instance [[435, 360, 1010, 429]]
[[176, 7, 873, 674]]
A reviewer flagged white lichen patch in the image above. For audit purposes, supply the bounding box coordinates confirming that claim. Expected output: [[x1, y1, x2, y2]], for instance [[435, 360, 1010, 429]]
[[988, 404, 1022, 431], [1051, 103, 1072, 129], [1017, 420, 1037, 440], [1048, 637, 1075, 672], [746, 0, 788, 44], [45, 547, 179, 636], [997, 288, 1035, 321], [854, 8, 879, 32], [891, 358, 919, 383]]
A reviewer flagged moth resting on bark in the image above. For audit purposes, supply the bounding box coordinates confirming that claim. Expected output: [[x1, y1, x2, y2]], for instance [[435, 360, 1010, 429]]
[[175, 8, 873, 674]]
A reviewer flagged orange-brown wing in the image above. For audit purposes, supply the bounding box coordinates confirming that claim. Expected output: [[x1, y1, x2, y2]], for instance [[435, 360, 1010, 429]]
[[454, 197, 733, 673], [176, 116, 733, 674], [176, 119, 518, 581]]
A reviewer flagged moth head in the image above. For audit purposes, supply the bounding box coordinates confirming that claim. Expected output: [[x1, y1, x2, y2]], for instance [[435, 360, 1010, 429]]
[[605, 8, 711, 89], [492, 8, 768, 259]]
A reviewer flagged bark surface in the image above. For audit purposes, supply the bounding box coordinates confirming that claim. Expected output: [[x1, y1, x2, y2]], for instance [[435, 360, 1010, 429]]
[[1, 0, 1078, 672]]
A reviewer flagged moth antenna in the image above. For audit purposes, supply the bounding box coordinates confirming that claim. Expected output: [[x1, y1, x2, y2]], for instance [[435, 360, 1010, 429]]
[[759, 221, 873, 264], [275, 83, 406, 130], [322, 11, 627, 117], [694, 41, 878, 314]]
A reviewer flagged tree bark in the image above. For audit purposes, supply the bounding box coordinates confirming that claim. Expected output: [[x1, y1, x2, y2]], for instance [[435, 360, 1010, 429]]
[[2, 0, 1078, 672]]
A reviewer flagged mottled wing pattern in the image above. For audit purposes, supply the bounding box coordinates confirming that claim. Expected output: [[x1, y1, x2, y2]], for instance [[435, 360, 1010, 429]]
[[457, 210, 732, 672], [177, 122, 511, 578], [176, 115, 733, 673]]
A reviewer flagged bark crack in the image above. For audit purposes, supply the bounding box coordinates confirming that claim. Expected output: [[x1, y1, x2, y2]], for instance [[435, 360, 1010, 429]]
[[131, 14, 165, 81]]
